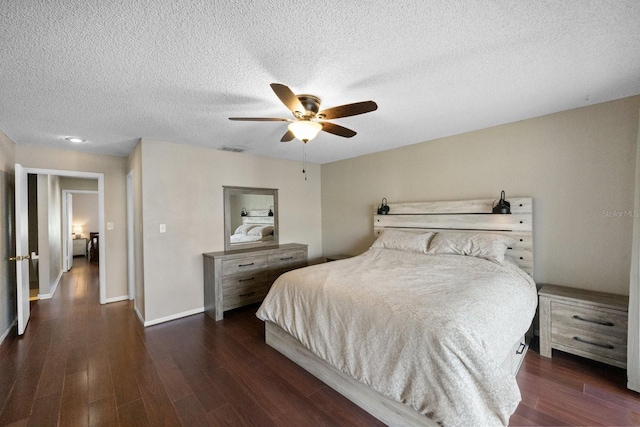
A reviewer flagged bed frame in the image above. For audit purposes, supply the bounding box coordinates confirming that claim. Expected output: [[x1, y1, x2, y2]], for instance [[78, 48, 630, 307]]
[[265, 197, 534, 426]]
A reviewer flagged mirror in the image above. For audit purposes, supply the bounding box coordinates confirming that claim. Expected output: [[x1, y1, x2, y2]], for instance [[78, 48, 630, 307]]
[[224, 186, 279, 251]]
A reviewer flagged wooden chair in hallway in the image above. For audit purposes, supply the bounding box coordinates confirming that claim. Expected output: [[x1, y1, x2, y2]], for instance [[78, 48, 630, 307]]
[[88, 232, 99, 262]]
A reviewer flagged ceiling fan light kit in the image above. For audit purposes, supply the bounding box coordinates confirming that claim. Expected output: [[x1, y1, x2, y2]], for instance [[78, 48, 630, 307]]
[[288, 121, 322, 143], [229, 83, 377, 144]]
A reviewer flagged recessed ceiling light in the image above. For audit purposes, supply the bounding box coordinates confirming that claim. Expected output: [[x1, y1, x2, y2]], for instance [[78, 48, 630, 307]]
[[65, 137, 85, 143]]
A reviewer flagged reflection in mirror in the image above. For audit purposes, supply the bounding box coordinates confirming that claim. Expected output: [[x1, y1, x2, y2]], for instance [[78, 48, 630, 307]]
[[224, 186, 279, 251]]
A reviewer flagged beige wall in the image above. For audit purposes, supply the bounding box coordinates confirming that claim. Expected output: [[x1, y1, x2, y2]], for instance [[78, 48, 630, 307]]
[[138, 139, 322, 323], [15, 145, 128, 300], [59, 177, 99, 192], [322, 96, 640, 296], [0, 131, 16, 341], [37, 175, 62, 295]]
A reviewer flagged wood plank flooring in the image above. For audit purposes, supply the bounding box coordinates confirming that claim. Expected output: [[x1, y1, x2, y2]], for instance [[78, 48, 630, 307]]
[[0, 257, 638, 426]]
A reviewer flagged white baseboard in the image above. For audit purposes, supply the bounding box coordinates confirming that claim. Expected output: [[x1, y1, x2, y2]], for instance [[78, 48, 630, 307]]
[[143, 306, 204, 327], [104, 295, 129, 304], [628, 378, 640, 393], [0, 317, 17, 346], [134, 305, 145, 325], [38, 269, 63, 300]]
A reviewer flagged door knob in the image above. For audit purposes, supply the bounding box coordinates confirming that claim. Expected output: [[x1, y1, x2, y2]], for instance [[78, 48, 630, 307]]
[[9, 256, 22, 261]]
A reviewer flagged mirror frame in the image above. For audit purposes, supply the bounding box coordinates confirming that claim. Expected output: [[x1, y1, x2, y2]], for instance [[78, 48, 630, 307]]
[[223, 186, 279, 252]]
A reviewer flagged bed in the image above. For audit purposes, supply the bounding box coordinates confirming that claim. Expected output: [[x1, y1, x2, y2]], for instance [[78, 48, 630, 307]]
[[229, 210, 275, 245], [256, 197, 536, 426], [229, 224, 274, 244]]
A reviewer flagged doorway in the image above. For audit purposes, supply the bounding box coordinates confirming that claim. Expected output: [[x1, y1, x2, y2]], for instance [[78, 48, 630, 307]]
[[62, 189, 99, 273], [16, 167, 106, 305]]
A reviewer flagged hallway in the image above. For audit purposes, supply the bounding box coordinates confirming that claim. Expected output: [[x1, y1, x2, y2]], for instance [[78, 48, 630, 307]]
[[0, 258, 124, 426]]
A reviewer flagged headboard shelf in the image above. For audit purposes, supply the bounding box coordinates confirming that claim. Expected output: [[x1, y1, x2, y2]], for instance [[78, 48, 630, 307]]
[[373, 197, 534, 275], [375, 213, 531, 231]]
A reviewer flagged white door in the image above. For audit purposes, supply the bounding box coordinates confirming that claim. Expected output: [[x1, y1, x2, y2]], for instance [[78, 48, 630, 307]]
[[66, 193, 73, 270], [14, 164, 30, 335]]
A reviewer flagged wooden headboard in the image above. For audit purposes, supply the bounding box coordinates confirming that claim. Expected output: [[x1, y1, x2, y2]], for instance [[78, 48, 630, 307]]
[[241, 209, 274, 226], [373, 197, 533, 275]]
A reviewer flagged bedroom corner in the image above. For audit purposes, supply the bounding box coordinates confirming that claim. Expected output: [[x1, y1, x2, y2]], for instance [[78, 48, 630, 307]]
[[627, 109, 640, 392]]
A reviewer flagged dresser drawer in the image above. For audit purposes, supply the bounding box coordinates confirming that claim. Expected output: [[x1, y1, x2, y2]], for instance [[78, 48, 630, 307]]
[[268, 249, 307, 269], [223, 283, 272, 311], [222, 255, 268, 276], [222, 271, 271, 311], [222, 272, 270, 296], [551, 302, 627, 339]]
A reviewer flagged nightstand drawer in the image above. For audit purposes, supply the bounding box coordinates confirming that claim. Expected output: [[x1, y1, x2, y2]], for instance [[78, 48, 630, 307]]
[[552, 322, 627, 363], [551, 302, 627, 339]]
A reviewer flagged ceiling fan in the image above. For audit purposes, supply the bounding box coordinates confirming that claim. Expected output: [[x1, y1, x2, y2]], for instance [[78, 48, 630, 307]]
[[229, 83, 378, 143]]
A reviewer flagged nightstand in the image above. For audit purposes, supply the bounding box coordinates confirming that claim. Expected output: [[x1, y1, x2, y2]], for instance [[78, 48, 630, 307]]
[[538, 284, 628, 368], [73, 238, 87, 257]]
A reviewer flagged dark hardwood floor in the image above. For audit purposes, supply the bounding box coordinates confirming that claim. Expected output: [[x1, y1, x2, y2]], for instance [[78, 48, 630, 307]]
[[0, 258, 638, 426]]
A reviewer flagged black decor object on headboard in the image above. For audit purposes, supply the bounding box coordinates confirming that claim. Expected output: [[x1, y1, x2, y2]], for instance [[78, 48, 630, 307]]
[[492, 191, 511, 214], [377, 198, 390, 215]]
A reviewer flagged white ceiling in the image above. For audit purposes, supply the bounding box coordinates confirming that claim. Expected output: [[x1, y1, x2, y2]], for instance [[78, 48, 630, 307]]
[[2, 1, 640, 164]]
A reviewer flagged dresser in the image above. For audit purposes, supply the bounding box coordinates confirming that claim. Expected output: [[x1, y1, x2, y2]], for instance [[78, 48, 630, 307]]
[[538, 284, 629, 368], [203, 243, 308, 320]]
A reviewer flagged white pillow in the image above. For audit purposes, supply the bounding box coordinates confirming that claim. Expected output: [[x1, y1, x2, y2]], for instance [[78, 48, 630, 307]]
[[427, 232, 514, 264], [248, 225, 274, 237], [234, 224, 257, 235], [371, 230, 434, 254]]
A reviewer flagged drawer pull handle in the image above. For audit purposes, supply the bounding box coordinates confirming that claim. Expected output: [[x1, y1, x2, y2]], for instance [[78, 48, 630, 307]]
[[238, 262, 255, 267], [572, 315, 614, 327], [573, 336, 614, 350], [280, 256, 293, 261], [516, 342, 526, 354], [238, 277, 255, 282], [239, 291, 255, 297]]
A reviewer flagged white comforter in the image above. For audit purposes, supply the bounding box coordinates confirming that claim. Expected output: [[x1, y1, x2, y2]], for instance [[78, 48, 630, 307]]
[[256, 248, 538, 426]]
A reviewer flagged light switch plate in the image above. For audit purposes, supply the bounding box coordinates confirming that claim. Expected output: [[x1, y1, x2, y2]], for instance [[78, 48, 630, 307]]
[[106, 222, 114, 230], [159, 224, 166, 233]]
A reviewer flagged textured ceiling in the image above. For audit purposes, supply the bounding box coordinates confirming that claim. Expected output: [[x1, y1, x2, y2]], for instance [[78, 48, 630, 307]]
[[1, 1, 640, 164]]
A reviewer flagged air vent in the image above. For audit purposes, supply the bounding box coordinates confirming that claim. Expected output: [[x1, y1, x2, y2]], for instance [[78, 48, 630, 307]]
[[220, 146, 244, 153]]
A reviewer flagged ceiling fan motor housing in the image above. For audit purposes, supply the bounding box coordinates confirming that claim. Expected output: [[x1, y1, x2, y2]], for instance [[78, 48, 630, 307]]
[[296, 94, 321, 118]]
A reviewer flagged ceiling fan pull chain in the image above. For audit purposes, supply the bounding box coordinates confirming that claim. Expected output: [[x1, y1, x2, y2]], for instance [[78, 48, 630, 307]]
[[302, 143, 307, 181]]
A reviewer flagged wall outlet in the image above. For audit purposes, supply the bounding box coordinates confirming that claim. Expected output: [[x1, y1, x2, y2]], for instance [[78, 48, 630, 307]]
[[107, 222, 114, 230]]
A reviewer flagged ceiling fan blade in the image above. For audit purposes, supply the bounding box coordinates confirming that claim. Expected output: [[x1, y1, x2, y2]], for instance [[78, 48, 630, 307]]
[[321, 122, 357, 138], [228, 117, 290, 121], [318, 101, 378, 120], [270, 83, 305, 115], [280, 130, 295, 142]]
